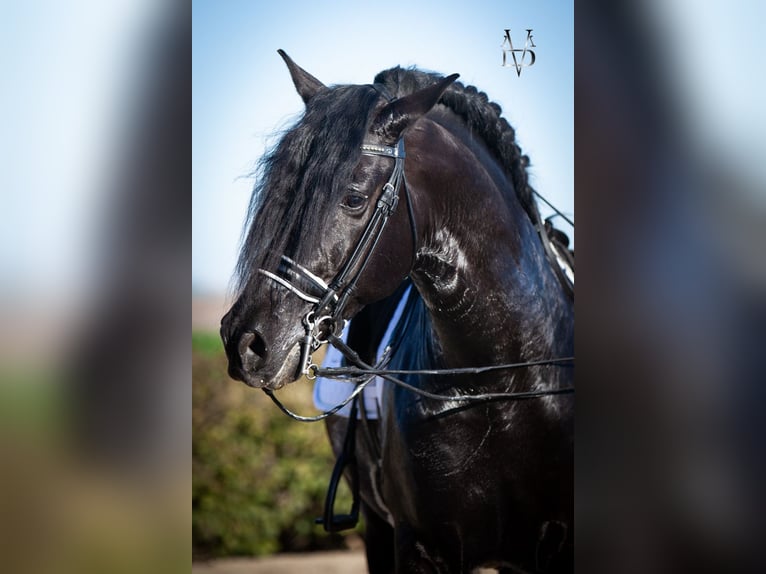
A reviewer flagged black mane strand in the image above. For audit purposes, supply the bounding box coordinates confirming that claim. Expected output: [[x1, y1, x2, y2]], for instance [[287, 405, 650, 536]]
[[236, 84, 381, 292]]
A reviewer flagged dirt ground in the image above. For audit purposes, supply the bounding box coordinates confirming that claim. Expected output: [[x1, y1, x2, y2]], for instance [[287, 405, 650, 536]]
[[193, 553, 500, 573], [192, 551, 367, 574]]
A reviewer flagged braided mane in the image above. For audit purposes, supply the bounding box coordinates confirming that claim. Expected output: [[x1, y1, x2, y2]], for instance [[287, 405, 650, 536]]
[[374, 67, 542, 229]]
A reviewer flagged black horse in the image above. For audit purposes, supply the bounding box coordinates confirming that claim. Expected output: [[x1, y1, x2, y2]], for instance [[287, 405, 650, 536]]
[[221, 51, 574, 573]]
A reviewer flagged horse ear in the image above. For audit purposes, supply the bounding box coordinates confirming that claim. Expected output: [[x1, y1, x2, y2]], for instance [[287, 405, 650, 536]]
[[373, 73, 459, 143], [277, 49, 325, 104]]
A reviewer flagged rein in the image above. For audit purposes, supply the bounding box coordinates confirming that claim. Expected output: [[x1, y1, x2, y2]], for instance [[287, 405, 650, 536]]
[[265, 332, 574, 423]]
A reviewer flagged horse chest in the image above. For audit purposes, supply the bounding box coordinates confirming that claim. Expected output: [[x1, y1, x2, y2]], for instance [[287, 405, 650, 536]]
[[380, 410, 505, 519]]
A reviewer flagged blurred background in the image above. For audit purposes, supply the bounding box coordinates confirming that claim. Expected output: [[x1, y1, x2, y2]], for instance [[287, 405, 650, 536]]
[[0, 0, 762, 573], [1, 1, 190, 573], [577, 1, 765, 573]]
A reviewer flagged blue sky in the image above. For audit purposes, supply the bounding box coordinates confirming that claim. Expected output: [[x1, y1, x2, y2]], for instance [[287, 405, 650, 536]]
[[192, 0, 573, 293]]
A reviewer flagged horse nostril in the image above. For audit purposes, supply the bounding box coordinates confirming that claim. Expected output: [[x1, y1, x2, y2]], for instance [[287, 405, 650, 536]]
[[239, 330, 268, 368]]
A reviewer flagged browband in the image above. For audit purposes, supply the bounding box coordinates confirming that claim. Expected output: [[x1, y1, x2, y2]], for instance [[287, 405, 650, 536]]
[[360, 143, 405, 159]]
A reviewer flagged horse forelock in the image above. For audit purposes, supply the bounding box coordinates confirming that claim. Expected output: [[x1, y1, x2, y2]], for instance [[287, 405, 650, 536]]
[[235, 84, 381, 294]]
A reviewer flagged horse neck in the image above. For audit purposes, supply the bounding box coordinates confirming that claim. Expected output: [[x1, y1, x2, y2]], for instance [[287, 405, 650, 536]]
[[405, 116, 573, 377]]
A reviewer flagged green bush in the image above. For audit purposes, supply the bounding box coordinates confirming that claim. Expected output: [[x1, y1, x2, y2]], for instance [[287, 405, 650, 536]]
[[192, 332, 357, 557]]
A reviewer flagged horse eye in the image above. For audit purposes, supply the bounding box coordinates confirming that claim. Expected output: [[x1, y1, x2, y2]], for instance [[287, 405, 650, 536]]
[[342, 192, 368, 211]]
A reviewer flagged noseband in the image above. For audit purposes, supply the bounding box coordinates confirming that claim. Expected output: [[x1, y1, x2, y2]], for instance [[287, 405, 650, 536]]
[[258, 138, 412, 378]]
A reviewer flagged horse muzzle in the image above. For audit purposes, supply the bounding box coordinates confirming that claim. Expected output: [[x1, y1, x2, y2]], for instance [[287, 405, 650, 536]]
[[221, 315, 305, 389], [228, 329, 269, 385]]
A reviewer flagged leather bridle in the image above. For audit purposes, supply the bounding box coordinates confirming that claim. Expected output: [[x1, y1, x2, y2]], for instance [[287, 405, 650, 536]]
[[258, 138, 413, 379]]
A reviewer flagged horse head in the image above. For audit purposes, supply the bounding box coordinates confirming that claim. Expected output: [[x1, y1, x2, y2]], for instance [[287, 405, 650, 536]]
[[220, 51, 457, 389]]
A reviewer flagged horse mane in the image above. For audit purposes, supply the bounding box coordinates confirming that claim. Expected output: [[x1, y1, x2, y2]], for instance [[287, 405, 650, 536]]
[[237, 66, 570, 294]]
